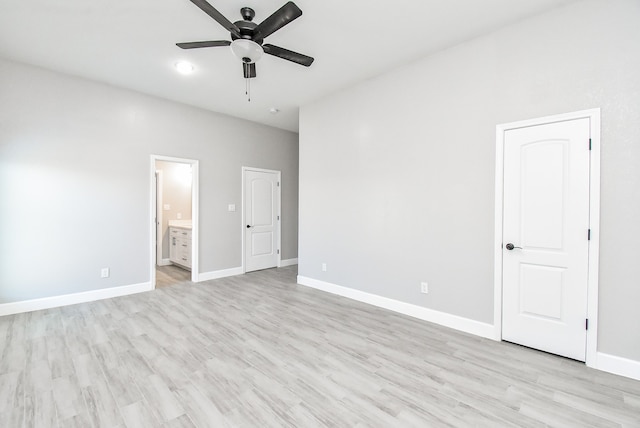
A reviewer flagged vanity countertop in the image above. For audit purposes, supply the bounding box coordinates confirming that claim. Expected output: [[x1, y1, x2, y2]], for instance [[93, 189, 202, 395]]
[[168, 220, 192, 230]]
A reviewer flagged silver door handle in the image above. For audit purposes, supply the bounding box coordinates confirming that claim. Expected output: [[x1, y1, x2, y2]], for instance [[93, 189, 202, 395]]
[[505, 243, 522, 250]]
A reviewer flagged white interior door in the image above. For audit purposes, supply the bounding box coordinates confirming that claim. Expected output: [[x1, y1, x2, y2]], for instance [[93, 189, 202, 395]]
[[244, 169, 280, 272], [502, 118, 590, 361]]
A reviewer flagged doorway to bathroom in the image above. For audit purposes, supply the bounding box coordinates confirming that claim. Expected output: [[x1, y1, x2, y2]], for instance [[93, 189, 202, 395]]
[[151, 155, 199, 288]]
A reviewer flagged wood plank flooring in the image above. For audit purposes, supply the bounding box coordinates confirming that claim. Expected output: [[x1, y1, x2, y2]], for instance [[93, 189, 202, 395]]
[[1, 266, 639, 427], [155, 265, 191, 289]]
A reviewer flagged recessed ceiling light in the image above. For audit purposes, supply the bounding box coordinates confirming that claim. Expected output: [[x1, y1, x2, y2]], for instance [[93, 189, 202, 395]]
[[174, 61, 195, 75], [269, 107, 280, 114]]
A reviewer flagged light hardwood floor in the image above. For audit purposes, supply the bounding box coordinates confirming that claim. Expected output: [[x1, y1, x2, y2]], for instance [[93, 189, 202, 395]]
[[1, 266, 639, 427], [155, 265, 191, 289]]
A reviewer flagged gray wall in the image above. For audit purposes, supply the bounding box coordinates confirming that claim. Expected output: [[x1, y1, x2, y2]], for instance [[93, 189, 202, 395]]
[[299, 0, 640, 361], [0, 58, 298, 303]]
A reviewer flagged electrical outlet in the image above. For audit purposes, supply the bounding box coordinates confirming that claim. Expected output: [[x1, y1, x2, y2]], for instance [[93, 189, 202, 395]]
[[101, 268, 110, 278], [321, 263, 327, 272], [177, 212, 182, 219], [421, 282, 428, 294]]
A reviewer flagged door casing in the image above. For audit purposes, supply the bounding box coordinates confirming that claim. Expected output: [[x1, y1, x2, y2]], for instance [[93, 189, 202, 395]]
[[493, 108, 600, 367], [150, 155, 200, 286], [155, 170, 168, 266], [242, 166, 281, 273]]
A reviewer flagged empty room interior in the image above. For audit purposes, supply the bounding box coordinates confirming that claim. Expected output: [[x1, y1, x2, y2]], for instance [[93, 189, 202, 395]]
[[1, 0, 639, 426]]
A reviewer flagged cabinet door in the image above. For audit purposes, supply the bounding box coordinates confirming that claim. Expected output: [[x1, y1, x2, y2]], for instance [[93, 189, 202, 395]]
[[178, 238, 191, 267], [168, 227, 191, 268]]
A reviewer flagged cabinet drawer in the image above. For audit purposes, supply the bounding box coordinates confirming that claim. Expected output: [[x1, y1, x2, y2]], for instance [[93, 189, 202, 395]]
[[178, 250, 191, 267], [170, 227, 191, 239]]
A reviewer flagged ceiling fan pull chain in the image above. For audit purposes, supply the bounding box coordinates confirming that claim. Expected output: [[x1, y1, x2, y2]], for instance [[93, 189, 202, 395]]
[[247, 77, 251, 102]]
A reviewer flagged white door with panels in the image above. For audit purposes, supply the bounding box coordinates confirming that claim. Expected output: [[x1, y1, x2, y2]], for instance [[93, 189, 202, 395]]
[[244, 168, 280, 272], [502, 117, 591, 361]]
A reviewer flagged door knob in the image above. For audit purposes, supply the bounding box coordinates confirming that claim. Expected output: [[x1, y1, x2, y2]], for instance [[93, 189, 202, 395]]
[[246, 225, 252, 228], [505, 243, 522, 250]]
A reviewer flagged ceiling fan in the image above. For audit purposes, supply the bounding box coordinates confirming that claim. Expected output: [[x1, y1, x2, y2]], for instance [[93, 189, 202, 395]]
[[176, 0, 314, 81]]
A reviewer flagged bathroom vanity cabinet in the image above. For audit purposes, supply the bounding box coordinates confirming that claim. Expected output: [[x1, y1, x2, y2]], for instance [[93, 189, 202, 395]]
[[169, 226, 191, 270]]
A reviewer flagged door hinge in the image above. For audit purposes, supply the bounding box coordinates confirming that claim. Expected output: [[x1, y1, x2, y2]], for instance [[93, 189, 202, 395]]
[[588, 229, 591, 240], [277, 181, 280, 187], [277, 215, 280, 221], [586, 318, 589, 330], [277, 249, 280, 254], [589, 138, 592, 150]]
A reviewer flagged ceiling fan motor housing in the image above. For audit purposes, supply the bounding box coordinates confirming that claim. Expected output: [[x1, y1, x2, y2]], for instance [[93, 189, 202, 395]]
[[232, 8, 264, 44]]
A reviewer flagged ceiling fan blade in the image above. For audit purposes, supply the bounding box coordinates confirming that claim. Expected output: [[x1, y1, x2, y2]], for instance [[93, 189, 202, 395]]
[[254, 1, 302, 40], [188, 0, 240, 38], [243, 63, 257, 78], [176, 40, 231, 49], [263, 44, 314, 67]]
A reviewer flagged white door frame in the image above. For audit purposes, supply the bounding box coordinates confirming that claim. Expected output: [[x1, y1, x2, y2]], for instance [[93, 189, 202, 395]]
[[493, 108, 600, 367], [150, 155, 200, 286], [241, 166, 281, 273], [155, 170, 171, 266]]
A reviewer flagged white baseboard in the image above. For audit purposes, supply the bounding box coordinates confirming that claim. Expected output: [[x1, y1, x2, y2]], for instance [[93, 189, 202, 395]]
[[596, 352, 640, 381], [297, 275, 495, 339], [0, 282, 153, 317], [157, 258, 172, 267], [280, 258, 298, 267], [197, 266, 244, 282], [297, 276, 640, 382]]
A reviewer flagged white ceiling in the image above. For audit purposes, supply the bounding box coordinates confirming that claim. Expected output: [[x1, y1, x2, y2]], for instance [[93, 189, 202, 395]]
[[0, 0, 581, 132]]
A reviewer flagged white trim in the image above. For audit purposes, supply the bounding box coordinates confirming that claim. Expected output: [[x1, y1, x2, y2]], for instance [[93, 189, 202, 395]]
[[596, 352, 640, 381], [493, 121, 506, 341], [151, 155, 200, 287], [197, 267, 244, 282], [586, 112, 601, 368], [0, 282, 153, 317], [241, 166, 282, 273], [191, 161, 200, 283], [157, 258, 172, 267], [494, 108, 601, 364], [297, 276, 495, 339], [279, 258, 298, 267], [155, 169, 164, 266]]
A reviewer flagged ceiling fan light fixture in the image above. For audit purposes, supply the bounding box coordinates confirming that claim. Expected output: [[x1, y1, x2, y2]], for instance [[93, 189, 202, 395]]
[[230, 39, 264, 64]]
